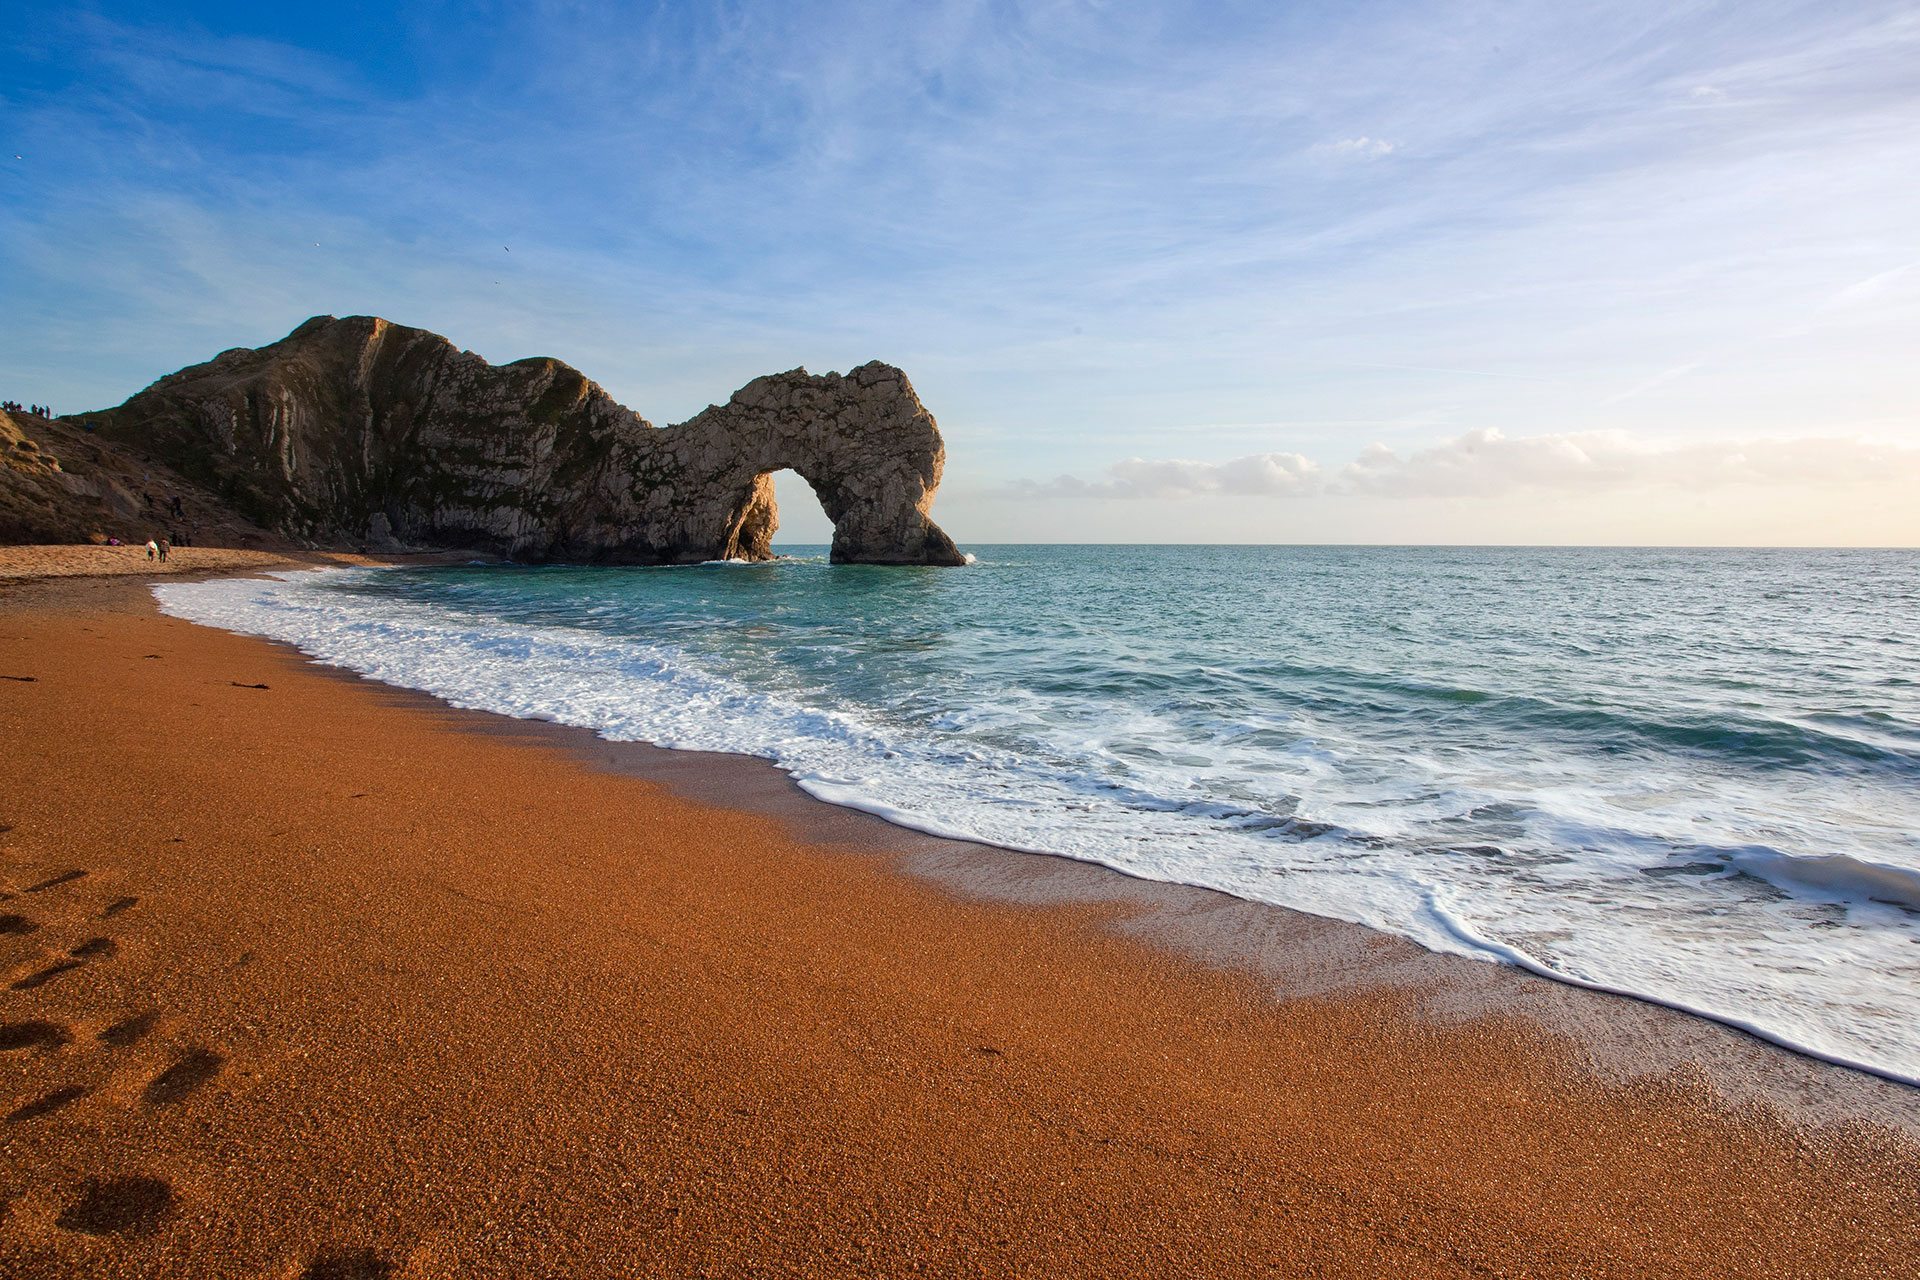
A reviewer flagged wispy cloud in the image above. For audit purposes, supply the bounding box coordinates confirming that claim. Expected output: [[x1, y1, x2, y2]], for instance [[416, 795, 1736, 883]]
[[1016, 452, 1323, 499], [1016, 429, 1920, 501], [1603, 360, 1703, 405], [1345, 429, 1920, 497], [1320, 136, 1398, 157], [1820, 260, 1920, 310]]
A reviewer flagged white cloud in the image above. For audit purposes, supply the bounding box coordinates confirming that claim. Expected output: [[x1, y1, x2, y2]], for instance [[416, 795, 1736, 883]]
[[1016, 451, 1323, 499], [1321, 135, 1398, 156], [1017, 429, 1920, 501], [1821, 260, 1920, 311], [1344, 429, 1920, 497]]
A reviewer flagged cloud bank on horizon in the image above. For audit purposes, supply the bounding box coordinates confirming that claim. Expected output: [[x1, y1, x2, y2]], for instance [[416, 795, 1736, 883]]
[[1016, 431, 1920, 500], [1, 0, 1915, 544]]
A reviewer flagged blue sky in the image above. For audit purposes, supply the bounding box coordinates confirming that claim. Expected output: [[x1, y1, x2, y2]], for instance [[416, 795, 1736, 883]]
[[3, 0, 1917, 543]]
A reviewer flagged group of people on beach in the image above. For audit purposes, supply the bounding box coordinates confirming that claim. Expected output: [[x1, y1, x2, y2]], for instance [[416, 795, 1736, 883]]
[[145, 537, 172, 562], [1, 399, 52, 416]]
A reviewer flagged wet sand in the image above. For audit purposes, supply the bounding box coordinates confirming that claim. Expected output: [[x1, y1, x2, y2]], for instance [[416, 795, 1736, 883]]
[[2, 561, 1917, 1278]]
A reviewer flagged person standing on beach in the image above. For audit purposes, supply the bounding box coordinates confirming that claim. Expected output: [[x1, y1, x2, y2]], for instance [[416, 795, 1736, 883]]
[[145, 538, 158, 560], [158, 537, 171, 562]]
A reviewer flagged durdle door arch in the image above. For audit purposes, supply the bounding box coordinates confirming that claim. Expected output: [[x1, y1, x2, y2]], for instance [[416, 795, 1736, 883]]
[[75, 317, 969, 566], [714, 462, 964, 566], [671, 363, 968, 566]]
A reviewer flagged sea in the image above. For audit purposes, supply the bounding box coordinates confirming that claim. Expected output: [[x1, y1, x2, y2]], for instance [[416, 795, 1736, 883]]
[[154, 545, 1920, 1084]]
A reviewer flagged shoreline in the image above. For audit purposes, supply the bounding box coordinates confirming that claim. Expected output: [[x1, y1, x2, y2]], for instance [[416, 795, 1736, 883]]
[[23, 550, 1920, 1116], [377, 671, 1920, 1135], [4, 552, 1918, 1276], [155, 556, 1920, 1111]]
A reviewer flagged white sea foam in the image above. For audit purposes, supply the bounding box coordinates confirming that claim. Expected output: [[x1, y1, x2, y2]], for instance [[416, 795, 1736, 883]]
[[153, 563, 1920, 1086], [1732, 850, 1920, 912], [1421, 889, 1920, 1087]]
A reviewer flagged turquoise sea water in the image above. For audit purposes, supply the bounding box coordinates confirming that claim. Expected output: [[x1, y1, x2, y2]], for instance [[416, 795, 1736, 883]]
[[155, 546, 1920, 1082]]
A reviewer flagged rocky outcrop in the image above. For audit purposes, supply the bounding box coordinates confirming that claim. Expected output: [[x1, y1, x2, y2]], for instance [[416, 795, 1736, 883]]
[[0, 408, 270, 548], [74, 316, 966, 565], [1, 409, 61, 481]]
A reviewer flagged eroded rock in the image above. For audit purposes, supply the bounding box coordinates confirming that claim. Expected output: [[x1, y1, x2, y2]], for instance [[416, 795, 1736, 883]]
[[79, 316, 966, 565]]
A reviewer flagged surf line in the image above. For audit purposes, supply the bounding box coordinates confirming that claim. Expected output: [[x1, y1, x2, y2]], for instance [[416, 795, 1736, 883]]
[[1423, 887, 1920, 1090]]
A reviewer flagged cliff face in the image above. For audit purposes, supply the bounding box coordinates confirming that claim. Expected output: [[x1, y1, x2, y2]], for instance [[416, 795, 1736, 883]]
[[0, 408, 270, 548], [79, 316, 966, 565]]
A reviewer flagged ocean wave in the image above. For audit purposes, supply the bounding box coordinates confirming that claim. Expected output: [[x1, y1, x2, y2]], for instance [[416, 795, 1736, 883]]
[[1211, 661, 1919, 778], [1731, 849, 1920, 912], [1420, 888, 1920, 1089]]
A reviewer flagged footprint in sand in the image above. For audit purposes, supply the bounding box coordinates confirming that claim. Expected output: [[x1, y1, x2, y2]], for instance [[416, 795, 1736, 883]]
[[6, 869, 232, 1247], [0, 1019, 71, 1051], [99, 1010, 158, 1049], [55, 1175, 174, 1238], [143, 1048, 224, 1105], [23, 869, 86, 893], [9, 935, 119, 990], [11, 959, 84, 991], [4, 878, 124, 986], [7, 1085, 89, 1123], [301, 1246, 395, 1280]]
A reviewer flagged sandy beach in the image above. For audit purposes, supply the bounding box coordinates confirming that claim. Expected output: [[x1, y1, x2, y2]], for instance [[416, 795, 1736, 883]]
[[2, 551, 1917, 1278], [0, 544, 465, 582]]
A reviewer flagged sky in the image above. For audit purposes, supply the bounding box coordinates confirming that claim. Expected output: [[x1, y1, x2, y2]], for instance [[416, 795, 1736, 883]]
[[2, 0, 1916, 545]]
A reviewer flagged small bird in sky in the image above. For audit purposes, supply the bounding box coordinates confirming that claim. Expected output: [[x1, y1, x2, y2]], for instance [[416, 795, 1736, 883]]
[[503, 246, 510, 252]]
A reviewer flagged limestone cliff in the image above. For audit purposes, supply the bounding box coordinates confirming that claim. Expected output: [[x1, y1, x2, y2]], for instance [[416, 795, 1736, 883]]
[[75, 316, 966, 565]]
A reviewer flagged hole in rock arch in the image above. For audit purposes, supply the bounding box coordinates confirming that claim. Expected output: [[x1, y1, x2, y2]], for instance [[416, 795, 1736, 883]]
[[767, 469, 834, 553]]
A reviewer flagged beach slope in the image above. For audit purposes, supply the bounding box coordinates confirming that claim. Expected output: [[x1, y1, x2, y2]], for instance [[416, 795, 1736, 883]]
[[1, 567, 1916, 1277]]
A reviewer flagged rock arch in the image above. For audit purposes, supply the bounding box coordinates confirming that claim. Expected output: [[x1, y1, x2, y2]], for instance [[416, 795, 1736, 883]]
[[685, 363, 966, 565], [80, 317, 968, 566]]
